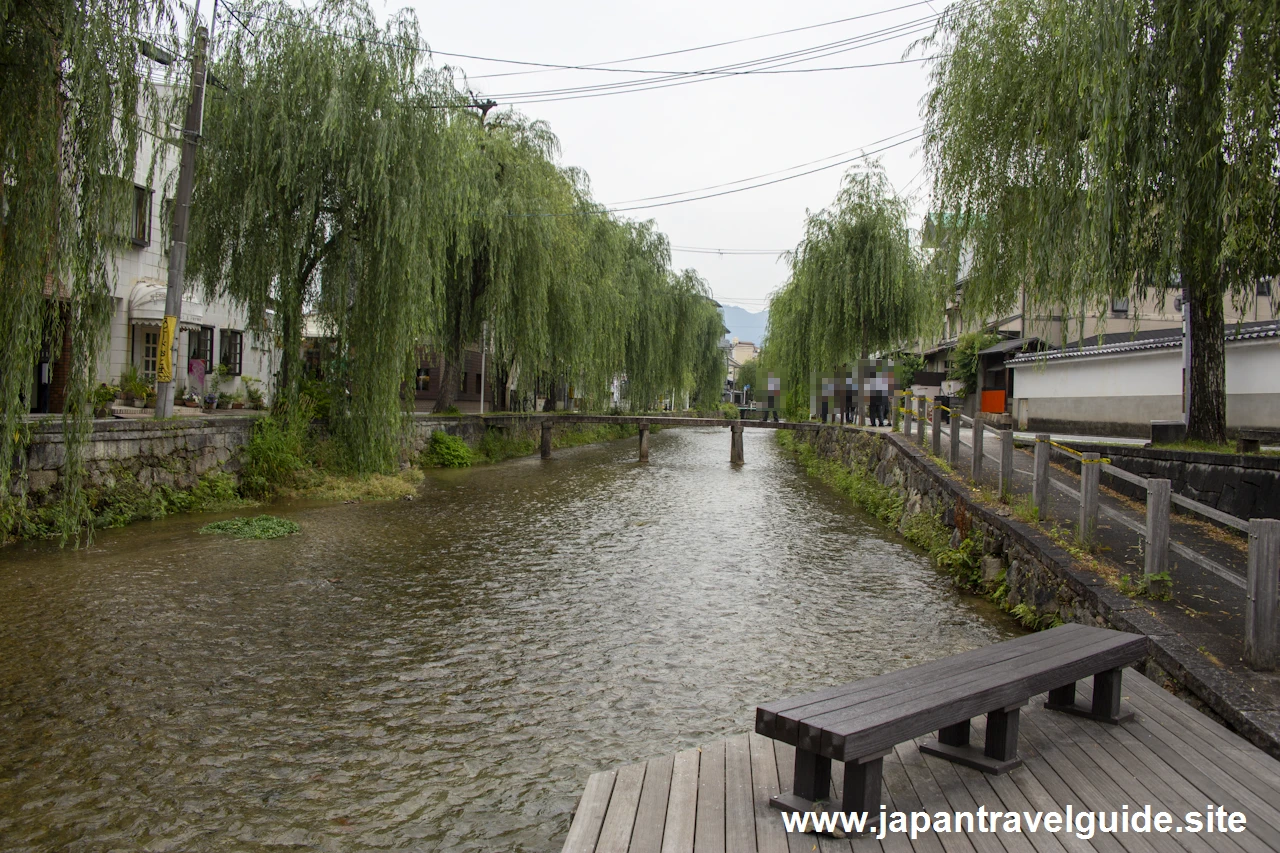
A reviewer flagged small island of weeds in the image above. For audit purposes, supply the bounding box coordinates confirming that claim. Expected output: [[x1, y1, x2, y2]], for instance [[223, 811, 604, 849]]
[[199, 515, 300, 540]]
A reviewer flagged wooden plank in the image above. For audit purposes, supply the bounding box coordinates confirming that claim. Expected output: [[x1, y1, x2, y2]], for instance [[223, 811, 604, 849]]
[[1002, 739, 1129, 853], [1028, 701, 1208, 853], [661, 748, 701, 853], [694, 740, 726, 853], [725, 734, 758, 853], [774, 741, 819, 853], [1016, 711, 1161, 853], [1045, 693, 1261, 853], [564, 769, 618, 853], [596, 762, 649, 853], [630, 754, 675, 853], [878, 744, 947, 853], [915, 744, 1037, 853], [891, 741, 978, 853], [748, 733, 791, 853]]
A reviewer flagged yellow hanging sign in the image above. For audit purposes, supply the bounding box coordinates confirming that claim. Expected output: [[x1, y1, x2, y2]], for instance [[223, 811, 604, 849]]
[[157, 315, 176, 383]]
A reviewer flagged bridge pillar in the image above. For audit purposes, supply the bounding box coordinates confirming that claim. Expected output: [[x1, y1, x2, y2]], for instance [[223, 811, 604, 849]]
[[638, 424, 650, 462], [730, 423, 744, 464], [541, 421, 552, 459]]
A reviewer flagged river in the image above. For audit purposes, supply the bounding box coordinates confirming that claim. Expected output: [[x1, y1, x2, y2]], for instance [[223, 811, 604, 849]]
[[0, 427, 1017, 852]]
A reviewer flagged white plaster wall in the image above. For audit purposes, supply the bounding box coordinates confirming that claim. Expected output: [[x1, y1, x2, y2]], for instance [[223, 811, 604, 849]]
[[1014, 349, 1183, 399]]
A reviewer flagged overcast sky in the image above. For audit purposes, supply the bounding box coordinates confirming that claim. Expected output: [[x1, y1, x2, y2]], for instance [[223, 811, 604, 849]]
[[388, 0, 941, 314]]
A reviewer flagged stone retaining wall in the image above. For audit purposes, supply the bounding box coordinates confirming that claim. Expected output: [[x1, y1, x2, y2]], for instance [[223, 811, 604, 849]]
[[14, 417, 259, 502], [791, 425, 1280, 759]]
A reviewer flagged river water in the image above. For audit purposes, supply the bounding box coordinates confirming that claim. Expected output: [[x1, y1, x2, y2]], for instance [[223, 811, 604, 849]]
[[0, 427, 1016, 852]]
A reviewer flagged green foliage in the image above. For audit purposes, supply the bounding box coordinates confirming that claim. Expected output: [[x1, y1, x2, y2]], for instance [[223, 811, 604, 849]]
[[922, 0, 1280, 442], [475, 430, 537, 463], [1011, 493, 1041, 524], [238, 398, 315, 498], [243, 378, 265, 409], [776, 431, 904, 525], [891, 351, 925, 389], [422, 431, 473, 468], [935, 534, 984, 590], [736, 359, 758, 400], [765, 162, 931, 416], [901, 511, 951, 555], [119, 364, 150, 400], [92, 384, 120, 409], [719, 402, 740, 419], [947, 332, 999, 397], [199, 515, 300, 540]]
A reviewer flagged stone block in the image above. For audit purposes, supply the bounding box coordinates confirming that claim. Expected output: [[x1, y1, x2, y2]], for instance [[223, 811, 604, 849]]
[[981, 555, 1004, 585], [27, 469, 57, 492]]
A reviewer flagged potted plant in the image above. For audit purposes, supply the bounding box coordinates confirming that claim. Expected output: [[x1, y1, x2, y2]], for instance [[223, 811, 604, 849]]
[[92, 383, 120, 418], [243, 377, 265, 410], [204, 365, 225, 412], [144, 387, 157, 408], [229, 388, 246, 410], [120, 364, 149, 407]]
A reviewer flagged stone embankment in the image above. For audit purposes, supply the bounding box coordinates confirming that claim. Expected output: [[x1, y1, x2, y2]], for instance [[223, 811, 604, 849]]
[[790, 425, 1280, 760]]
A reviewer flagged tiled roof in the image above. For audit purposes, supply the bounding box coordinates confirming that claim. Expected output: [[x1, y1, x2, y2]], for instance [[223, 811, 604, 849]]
[[1006, 321, 1280, 366]]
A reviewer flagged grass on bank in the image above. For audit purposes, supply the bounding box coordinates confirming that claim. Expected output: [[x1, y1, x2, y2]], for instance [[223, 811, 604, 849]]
[[1151, 438, 1280, 457]]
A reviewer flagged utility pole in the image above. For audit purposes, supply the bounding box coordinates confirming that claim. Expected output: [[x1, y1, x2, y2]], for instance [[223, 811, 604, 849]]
[[154, 23, 209, 418], [479, 321, 487, 415]]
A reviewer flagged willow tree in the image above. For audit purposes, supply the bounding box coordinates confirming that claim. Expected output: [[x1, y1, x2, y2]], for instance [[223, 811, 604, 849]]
[[765, 163, 927, 411], [923, 0, 1280, 443], [189, 0, 456, 470], [1, 0, 176, 537]]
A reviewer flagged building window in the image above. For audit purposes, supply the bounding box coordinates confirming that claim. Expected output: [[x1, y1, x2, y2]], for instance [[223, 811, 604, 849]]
[[188, 325, 213, 366], [219, 329, 243, 376], [132, 186, 152, 247], [475, 373, 482, 394], [416, 368, 430, 392], [141, 330, 159, 379], [1110, 296, 1130, 317], [1258, 279, 1273, 298]]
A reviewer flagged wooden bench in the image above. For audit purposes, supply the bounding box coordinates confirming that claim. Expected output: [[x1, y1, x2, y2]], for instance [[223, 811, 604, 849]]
[[755, 623, 1147, 826]]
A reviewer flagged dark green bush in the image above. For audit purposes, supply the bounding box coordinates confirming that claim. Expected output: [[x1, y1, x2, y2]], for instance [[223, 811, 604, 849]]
[[422, 431, 472, 468]]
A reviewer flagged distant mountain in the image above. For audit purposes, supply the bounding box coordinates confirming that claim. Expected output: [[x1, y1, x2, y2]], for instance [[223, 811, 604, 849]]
[[720, 304, 769, 347]]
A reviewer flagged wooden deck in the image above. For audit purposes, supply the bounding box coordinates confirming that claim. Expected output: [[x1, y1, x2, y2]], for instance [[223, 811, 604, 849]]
[[561, 674, 1280, 852]]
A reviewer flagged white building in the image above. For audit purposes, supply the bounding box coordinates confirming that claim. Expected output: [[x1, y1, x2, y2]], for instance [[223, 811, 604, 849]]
[[1007, 321, 1280, 437]]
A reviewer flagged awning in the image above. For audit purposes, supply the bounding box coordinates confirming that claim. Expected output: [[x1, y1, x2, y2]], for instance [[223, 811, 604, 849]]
[[128, 279, 204, 329], [978, 336, 1041, 356]]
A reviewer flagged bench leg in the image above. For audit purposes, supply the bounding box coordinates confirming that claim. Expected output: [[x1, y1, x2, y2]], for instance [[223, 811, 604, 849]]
[[984, 707, 1020, 763], [769, 747, 832, 812], [1043, 668, 1134, 725], [842, 755, 884, 832], [919, 705, 1024, 774]]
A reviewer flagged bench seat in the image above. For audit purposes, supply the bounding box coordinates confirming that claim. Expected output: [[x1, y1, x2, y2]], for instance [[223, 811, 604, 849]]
[[755, 623, 1148, 826]]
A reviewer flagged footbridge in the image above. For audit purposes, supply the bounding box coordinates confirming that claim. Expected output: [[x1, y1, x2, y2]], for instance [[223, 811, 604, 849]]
[[534, 414, 822, 464]]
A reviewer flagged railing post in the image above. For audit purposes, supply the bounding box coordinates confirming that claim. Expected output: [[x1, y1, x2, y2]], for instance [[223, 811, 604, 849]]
[[541, 420, 552, 459], [1078, 452, 1100, 544], [950, 410, 961, 467], [1033, 434, 1050, 519], [916, 397, 927, 445], [1144, 478, 1171, 591], [999, 429, 1014, 499], [931, 398, 942, 457], [1245, 518, 1280, 671], [638, 423, 650, 462], [730, 423, 745, 464], [902, 395, 913, 436], [971, 417, 984, 482]]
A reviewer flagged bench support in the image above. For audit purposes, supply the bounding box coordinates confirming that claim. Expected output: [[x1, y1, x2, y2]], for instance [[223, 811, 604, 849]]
[[842, 753, 885, 830], [1044, 668, 1134, 724], [769, 747, 831, 813], [919, 704, 1025, 774]]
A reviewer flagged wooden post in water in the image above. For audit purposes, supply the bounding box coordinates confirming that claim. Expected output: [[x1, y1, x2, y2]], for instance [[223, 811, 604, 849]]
[[1245, 518, 1280, 670], [971, 417, 984, 482], [541, 421, 552, 459], [950, 410, 961, 467], [638, 424, 650, 462], [1033, 434, 1050, 519], [931, 398, 942, 457], [730, 423, 745, 464], [916, 397, 926, 445], [1144, 479, 1171, 591], [999, 429, 1014, 499], [1079, 452, 1100, 544]]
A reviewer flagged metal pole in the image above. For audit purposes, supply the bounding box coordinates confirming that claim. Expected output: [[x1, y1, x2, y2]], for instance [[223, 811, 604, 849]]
[[154, 24, 209, 418], [1182, 284, 1192, 429], [1245, 519, 1280, 670], [1079, 452, 1100, 544], [1033, 434, 1050, 518]]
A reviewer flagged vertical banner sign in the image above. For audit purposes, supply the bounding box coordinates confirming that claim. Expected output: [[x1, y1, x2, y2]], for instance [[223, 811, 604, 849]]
[[158, 315, 176, 383]]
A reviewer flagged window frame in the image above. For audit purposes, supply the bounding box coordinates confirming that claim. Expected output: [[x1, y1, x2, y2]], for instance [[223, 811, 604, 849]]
[[131, 185, 152, 247], [219, 328, 244, 376], [1110, 296, 1130, 317], [141, 329, 159, 379]]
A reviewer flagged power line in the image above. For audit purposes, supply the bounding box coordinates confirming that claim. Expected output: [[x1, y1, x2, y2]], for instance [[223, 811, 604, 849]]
[[672, 247, 789, 255], [607, 127, 922, 205], [463, 0, 942, 79]]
